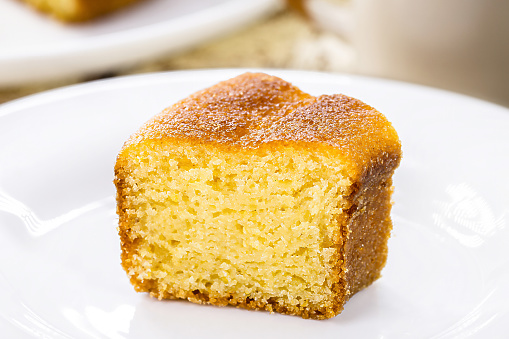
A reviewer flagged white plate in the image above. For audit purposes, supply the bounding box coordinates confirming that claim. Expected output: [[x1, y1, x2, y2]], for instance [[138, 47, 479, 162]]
[[0, 0, 281, 86], [1, 69, 508, 338]]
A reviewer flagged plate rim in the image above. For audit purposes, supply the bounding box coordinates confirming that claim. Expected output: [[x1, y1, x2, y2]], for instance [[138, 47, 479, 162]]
[[0, 0, 282, 86]]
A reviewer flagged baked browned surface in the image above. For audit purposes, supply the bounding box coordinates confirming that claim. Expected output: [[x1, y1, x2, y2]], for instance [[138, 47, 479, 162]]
[[115, 72, 401, 319], [125, 72, 400, 183], [19, 0, 146, 22]]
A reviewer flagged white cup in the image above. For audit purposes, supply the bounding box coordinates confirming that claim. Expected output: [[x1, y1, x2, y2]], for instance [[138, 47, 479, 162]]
[[305, 0, 509, 106]]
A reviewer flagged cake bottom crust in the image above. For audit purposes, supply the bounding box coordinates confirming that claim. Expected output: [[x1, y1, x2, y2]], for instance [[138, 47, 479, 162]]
[[148, 287, 341, 320]]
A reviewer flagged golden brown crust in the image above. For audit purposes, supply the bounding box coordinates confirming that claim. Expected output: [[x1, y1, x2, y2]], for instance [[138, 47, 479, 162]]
[[343, 177, 395, 295], [20, 0, 146, 22], [121, 72, 401, 182]]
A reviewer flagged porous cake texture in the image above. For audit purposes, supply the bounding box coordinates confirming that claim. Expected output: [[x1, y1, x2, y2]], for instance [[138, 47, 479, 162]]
[[20, 0, 145, 22], [114, 72, 402, 319]]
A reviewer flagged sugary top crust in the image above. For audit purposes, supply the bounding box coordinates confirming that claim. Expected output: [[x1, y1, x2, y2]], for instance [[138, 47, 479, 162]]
[[121, 72, 401, 180]]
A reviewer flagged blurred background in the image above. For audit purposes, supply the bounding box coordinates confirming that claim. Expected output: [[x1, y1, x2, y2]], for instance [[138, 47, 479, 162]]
[[1, 0, 508, 107]]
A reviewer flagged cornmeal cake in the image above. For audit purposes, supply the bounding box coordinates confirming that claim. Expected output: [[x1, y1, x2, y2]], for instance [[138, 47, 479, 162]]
[[114, 72, 402, 319], [20, 0, 145, 22]]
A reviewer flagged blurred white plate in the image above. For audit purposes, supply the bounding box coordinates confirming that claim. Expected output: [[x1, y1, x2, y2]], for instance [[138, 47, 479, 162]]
[[0, 0, 281, 86], [0, 69, 508, 338]]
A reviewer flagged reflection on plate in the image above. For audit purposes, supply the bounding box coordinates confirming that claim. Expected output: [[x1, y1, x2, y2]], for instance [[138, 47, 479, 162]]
[[0, 69, 508, 338], [0, 0, 281, 86]]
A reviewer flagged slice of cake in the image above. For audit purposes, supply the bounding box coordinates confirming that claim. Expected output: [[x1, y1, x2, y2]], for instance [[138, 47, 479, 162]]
[[114, 72, 402, 319], [20, 0, 146, 22]]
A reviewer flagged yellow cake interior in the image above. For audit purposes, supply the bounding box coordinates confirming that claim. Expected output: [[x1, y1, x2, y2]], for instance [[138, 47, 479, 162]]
[[120, 141, 353, 314]]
